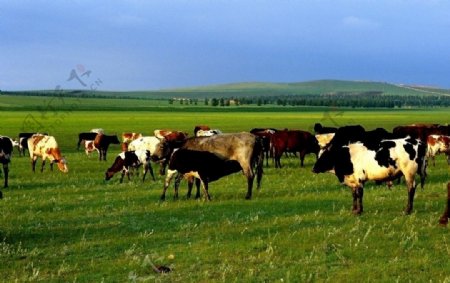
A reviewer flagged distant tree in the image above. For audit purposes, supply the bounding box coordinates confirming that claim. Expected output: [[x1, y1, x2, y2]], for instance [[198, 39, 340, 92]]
[[211, 98, 219, 106], [168, 98, 174, 104], [204, 98, 209, 106]]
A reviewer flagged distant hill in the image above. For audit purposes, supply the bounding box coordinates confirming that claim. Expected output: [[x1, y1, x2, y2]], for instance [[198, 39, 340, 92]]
[[3, 80, 450, 100]]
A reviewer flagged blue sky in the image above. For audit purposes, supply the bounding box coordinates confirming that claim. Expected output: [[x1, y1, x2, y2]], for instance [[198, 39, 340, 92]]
[[1, 0, 450, 91]]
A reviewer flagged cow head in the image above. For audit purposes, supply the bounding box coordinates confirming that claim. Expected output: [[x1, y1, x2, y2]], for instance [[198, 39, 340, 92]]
[[312, 147, 335, 174], [56, 157, 69, 173], [105, 155, 124, 180]]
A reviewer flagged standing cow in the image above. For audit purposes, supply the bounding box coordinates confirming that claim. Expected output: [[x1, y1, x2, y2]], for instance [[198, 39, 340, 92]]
[[94, 134, 120, 161], [0, 136, 13, 197], [270, 130, 319, 168], [28, 135, 68, 173], [312, 137, 427, 215], [105, 150, 155, 183], [161, 132, 264, 200]]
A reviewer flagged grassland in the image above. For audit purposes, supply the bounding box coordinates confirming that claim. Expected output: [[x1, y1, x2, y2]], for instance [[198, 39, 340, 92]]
[[0, 106, 449, 282]]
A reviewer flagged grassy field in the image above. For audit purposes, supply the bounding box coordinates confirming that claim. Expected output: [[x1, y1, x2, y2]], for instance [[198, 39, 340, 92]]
[[0, 108, 449, 282]]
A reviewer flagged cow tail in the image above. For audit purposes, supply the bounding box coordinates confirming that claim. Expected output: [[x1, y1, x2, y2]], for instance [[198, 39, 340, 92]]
[[418, 140, 428, 189], [253, 137, 264, 190]]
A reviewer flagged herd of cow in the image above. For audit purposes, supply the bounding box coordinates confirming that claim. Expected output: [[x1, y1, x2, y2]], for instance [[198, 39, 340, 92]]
[[0, 123, 449, 224]]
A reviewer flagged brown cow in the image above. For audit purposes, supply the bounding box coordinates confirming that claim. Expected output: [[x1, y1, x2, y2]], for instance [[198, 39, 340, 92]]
[[27, 135, 68, 173], [439, 182, 450, 225], [427, 135, 450, 166], [271, 130, 319, 168], [393, 124, 441, 141], [94, 134, 120, 161], [122, 132, 142, 144]]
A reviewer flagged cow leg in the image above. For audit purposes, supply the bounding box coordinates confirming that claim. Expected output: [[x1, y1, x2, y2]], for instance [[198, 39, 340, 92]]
[[404, 176, 416, 215], [186, 175, 194, 198], [147, 163, 156, 181], [243, 167, 255, 200], [199, 178, 211, 201], [299, 151, 305, 167], [195, 178, 201, 199], [439, 182, 450, 225], [351, 187, 364, 215], [31, 157, 37, 172], [50, 161, 54, 171], [161, 169, 177, 201], [173, 173, 183, 200], [41, 160, 46, 172], [2, 163, 8, 188]]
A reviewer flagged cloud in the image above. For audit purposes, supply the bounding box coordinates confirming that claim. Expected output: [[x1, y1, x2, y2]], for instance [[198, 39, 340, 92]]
[[342, 16, 381, 30]]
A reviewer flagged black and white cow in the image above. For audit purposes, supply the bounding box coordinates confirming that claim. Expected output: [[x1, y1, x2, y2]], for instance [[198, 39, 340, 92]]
[[105, 150, 155, 183], [0, 136, 13, 198], [162, 148, 243, 200], [312, 137, 427, 215]]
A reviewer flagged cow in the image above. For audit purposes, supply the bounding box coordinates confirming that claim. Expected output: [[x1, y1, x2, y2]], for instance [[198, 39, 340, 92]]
[[94, 134, 120, 161], [315, 133, 335, 157], [426, 135, 450, 166], [154, 129, 188, 147], [18, 132, 47, 156], [312, 137, 427, 215], [77, 132, 98, 150], [314, 123, 338, 134], [105, 150, 155, 183], [161, 132, 264, 200], [27, 135, 68, 173], [193, 125, 210, 136], [128, 136, 171, 175], [83, 140, 99, 157], [0, 136, 13, 197], [270, 130, 319, 168], [162, 149, 243, 200], [250, 128, 278, 167], [439, 182, 450, 225], [195, 129, 223, 137], [122, 132, 143, 144], [393, 124, 441, 141]]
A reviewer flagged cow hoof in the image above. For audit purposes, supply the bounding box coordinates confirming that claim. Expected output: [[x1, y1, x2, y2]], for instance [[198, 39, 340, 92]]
[[0, 191, 3, 199], [352, 209, 362, 215], [160, 196, 166, 201], [245, 195, 252, 200]]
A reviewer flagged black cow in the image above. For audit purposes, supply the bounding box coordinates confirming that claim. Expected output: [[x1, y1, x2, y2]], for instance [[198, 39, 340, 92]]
[[94, 134, 120, 161], [162, 149, 243, 200], [314, 123, 338, 134], [0, 136, 13, 198], [77, 132, 99, 150]]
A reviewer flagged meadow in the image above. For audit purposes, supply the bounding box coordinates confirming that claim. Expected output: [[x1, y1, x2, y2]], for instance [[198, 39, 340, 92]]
[[0, 107, 449, 282]]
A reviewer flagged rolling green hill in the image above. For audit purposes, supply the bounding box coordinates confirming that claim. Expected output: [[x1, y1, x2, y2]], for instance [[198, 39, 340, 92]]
[[3, 80, 450, 100]]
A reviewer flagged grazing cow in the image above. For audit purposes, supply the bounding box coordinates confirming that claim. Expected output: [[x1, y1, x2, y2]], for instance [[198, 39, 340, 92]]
[[154, 129, 188, 146], [83, 140, 99, 157], [105, 150, 155, 183], [195, 129, 223, 137], [270, 130, 319, 168], [77, 132, 98, 150], [128, 136, 171, 175], [314, 123, 338, 134], [439, 182, 450, 225], [0, 136, 13, 197], [161, 132, 264, 200], [122, 132, 143, 144], [163, 149, 242, 200], [426, 135, 450, 166], [193, 125, 210, 136], [312, 137, 427, 215], [94, 134, 120, 161], [28, 135, 68, 173]]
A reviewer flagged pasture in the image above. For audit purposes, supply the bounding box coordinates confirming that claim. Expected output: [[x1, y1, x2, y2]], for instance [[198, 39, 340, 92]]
[[0, 108, 449, 282]]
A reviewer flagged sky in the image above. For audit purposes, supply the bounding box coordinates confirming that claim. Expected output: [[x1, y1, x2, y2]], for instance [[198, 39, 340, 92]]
[[1, 0, 450, 91]]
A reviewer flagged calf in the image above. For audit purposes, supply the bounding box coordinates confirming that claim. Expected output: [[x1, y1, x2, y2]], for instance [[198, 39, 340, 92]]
[[161, 132, 264, 200], [313, 137, 427, 215], [162, 149, 242, 200], [105, 150, 155, 183], [77, 132, 98, 150], [27, 135, 68, 173], [94, 134, 120, 161], [83, 140, 99, 157], [0, 136, 13, 197], [427, 135, 450, 166]]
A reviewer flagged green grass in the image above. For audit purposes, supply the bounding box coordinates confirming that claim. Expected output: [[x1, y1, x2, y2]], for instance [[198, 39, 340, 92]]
[[0, 108, 449, 282]]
